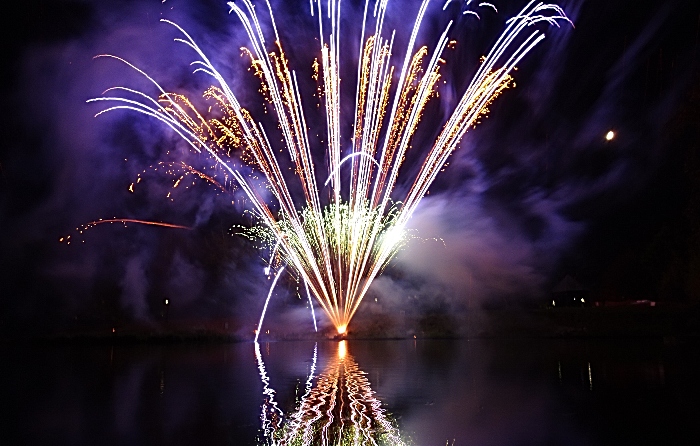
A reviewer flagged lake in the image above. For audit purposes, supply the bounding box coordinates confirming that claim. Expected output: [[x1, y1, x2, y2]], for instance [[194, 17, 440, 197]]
[[2, 338, 699, 445]]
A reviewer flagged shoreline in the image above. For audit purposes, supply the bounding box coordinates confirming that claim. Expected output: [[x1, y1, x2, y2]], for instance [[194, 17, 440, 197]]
[[3, 304, 700, 345]]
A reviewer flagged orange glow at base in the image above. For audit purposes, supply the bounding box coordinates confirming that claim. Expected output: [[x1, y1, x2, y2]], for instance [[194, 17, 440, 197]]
[[337, 325, 347, 335], [338, 340, 347, 359]]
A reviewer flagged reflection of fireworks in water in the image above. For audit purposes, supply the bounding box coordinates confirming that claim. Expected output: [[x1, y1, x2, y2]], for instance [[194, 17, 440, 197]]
[[255, 341, 406, 446], [90, 0, 569, 333]]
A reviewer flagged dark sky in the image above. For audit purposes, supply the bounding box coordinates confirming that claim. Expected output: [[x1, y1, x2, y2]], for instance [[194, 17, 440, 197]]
[[1, 0, 699, 335]]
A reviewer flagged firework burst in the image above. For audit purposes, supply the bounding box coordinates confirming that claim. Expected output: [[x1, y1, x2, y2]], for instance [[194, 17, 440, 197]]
[[89, 0, 570, 334]]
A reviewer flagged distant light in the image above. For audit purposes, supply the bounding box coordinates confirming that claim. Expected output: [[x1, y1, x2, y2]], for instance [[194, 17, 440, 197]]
[[605, 130, 615, 141], [164, 299, 169, 305], [581, 298, 585, 303], [552, 300, 556, 306]]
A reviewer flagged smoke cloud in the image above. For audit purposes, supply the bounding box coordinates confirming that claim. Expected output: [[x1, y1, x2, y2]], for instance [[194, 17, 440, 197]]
[[1, 0, 697, 335]]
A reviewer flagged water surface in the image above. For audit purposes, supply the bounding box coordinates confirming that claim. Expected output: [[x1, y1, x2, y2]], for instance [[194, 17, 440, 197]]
[[2, 338, 699, 445]]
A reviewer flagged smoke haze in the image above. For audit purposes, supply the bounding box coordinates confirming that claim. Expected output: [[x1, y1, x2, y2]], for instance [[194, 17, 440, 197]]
[[1, 0, 698, 335]]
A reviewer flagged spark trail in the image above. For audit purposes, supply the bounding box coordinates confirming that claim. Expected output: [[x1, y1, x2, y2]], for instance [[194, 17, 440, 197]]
[[59, 219, 191, 244], [90, 0, 570, 334]]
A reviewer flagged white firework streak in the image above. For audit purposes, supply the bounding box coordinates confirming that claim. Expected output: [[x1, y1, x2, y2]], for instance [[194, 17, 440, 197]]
[[89, 0, 570, 333]]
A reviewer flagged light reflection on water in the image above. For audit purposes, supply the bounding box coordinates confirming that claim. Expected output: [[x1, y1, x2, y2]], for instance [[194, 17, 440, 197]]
[[1, 338, 700, 445], [256, 340, 406, 445]]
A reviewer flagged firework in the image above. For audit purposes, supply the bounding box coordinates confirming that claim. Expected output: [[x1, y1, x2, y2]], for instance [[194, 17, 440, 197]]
[[59, 219, 191, 245], [89, 0, 570, 334]]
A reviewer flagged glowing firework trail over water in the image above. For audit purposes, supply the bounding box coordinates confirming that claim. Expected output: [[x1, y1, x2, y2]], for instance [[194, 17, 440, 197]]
[[255, 266, 286, 343], [305, 280, 318, 332], [89, 0, 570, 333]]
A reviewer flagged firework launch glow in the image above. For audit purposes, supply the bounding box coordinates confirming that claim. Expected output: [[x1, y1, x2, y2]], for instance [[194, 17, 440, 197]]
[[89, 0, 570, 334]]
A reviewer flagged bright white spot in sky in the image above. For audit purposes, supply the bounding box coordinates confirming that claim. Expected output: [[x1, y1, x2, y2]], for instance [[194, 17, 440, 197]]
[[605, 130, 615, 141]]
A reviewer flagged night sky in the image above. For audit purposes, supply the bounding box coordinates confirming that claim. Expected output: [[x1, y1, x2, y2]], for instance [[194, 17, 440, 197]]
[[1, 0, 699, 337]]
